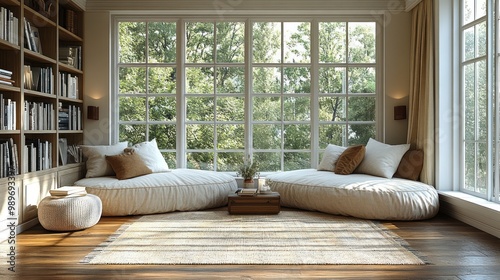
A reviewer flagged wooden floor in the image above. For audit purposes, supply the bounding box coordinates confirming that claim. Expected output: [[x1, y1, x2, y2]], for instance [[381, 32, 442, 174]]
[[3, 209, 500, 279]]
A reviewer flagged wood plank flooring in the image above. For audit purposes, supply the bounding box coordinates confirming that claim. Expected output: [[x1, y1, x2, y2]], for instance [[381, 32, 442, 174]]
[[3, 209, 500, 279]]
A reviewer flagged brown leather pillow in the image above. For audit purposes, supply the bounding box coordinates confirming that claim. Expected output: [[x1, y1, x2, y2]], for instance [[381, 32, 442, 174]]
[[334, 145, 366, 175], [105, 151, 152, 180], [393, 149, 424, 181]]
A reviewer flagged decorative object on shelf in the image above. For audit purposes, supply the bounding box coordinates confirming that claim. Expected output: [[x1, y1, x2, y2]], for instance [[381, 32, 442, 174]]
[[34, 0, 56, 18], [236, 155, 259, 188], [67, 144, 81, 163]]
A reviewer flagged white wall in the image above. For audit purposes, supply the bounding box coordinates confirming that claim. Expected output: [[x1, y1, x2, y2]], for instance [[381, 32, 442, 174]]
[[83, 5, 412, 145]]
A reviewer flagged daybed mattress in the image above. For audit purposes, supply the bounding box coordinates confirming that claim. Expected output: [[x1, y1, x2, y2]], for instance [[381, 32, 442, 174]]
[[266, 169, 439, 220], [74, 169, 238, 216]]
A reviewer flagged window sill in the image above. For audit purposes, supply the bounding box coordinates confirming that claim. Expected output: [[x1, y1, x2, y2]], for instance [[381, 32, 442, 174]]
[[439, 191, 500, 238]]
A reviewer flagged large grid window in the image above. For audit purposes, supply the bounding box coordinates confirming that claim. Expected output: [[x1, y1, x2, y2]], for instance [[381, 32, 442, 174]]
[[460, 0, 492, 198], [115, 17, 380, 172]]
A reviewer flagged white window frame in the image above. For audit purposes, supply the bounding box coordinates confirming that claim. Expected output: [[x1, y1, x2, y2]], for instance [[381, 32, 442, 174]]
[[111, 13, 384, 172]]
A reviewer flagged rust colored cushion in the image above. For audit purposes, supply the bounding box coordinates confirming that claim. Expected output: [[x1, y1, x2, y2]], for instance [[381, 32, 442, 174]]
[[393, 149, 424, 181], [334, 145, 366, 175], [105, 151, 152, 180]]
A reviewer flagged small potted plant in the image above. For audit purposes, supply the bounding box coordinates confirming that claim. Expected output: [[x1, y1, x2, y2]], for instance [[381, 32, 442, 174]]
[[237, 156, 259, 188]]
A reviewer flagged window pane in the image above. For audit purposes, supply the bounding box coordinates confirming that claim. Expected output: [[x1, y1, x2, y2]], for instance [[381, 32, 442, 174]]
[[149, 96, 176, 121], [186, 97, 214, 121], [477, 21, 486, 57], [464, 142, 476, 191], [187, 152, 214, 170], [319, 97, 346, 121], [163, 152, 176, 169], [284, 124, 310, 149], [253, 22, 281, 63], [348, 22, 376, 63], [253, 67, 281, 93], [254, 152, 281, 172], [477, 142, 488, 194], [476, 0, 486, 19], [319, 67, 346, 93], [284, 67, 310, 93], [284, 22, 310, 63], [216, 67, 244, 94], [187, 124, 214, 149], [186, 22, 214, 63], [119, 67, 146, 94], [463, 0, 474, 24], [348, 124, 375, 145], [284, 152, 311, 171], [464, 63, 475, 140], [119, 96, 145, 121], [148, 67, 176, 94], [216, 97, 244, 121], [119, 124, 146, 144], [464, 26, 475, 60], [319, 22, 346, 63], [253, 97, 281, 121], [148, 22, 176, 63], [186, 67, 214, 94], [253, 124, 281, 149], [216, 22, 245, 63], [150, 124, 176, 149], [348, 96, 375, 121], [319, 124, 345, 147], [217, 124, 244, 149], [119, 22, 146, 63], [217, 152, 245, 171], [284, 97, 310, 121], [348, 67, 376, 94], [477, 60, 487, 140]]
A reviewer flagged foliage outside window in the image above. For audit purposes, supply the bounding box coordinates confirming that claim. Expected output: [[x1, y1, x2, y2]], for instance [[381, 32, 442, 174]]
[[115, 17, 379, 172]]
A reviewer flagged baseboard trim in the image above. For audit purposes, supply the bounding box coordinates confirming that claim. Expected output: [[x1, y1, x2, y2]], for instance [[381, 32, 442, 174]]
[[439, 191, 500, 238]]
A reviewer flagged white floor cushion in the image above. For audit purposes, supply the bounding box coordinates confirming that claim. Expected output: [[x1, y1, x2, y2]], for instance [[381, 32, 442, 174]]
[[74, 169, 237, 216], [266, 169, 439, 220]]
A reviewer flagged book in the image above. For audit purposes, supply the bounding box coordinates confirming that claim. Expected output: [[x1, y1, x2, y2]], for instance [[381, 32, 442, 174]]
[[236, 188, 258, 196], [49, 186, 86, 196]]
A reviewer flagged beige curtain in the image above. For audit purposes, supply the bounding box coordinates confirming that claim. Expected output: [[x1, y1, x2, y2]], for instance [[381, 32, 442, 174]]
[[407, 0, 435, 185]]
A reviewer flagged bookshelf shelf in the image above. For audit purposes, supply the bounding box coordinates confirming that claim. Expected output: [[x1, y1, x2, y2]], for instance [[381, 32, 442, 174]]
[[0, 0, 85, 235]]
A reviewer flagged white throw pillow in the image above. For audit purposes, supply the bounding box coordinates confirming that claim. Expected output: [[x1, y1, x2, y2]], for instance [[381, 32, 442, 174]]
[[355, 138, 410, 178], [81, 142, 128, 178], [130, 139, 169, 173], [317, 144, 347, 171]]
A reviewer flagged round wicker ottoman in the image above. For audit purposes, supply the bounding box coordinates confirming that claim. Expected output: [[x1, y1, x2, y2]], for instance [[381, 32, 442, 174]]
[[38, 194, 102, 231]]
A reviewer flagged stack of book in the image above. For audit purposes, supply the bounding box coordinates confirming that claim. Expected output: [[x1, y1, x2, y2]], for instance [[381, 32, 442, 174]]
[[0, 7, 19, 45], [49, 186, 87, 198], [59, 72, 78, 98], [24, 138, 52, 172], [23, 18, 42, 54], [1, 93, 16, 130], [59, 7, 78, 34], [23, 65, 54, 94], [0, 69, 14, 86], [236, 188, 258, 196], [58, 104, 81, 130], [0, 138, 19, 178]]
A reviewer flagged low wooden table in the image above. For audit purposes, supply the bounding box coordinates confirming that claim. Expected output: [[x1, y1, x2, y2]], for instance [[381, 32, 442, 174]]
[[227, 192, 280, 214]]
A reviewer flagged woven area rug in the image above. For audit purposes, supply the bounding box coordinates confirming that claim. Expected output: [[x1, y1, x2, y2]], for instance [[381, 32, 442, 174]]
[[82, 211, 425, 265]]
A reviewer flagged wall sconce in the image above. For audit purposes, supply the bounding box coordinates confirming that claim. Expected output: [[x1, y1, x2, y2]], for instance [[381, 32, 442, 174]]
[[87, 106, 99, 120], [394, 105, 407, 120]]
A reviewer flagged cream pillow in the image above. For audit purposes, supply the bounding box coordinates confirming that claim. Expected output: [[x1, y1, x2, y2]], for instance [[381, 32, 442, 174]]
[[317, 144, 347, 171], [355, 138, 410, 178], [81, 142, 128, 178], [128, 139, 169, 173]]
